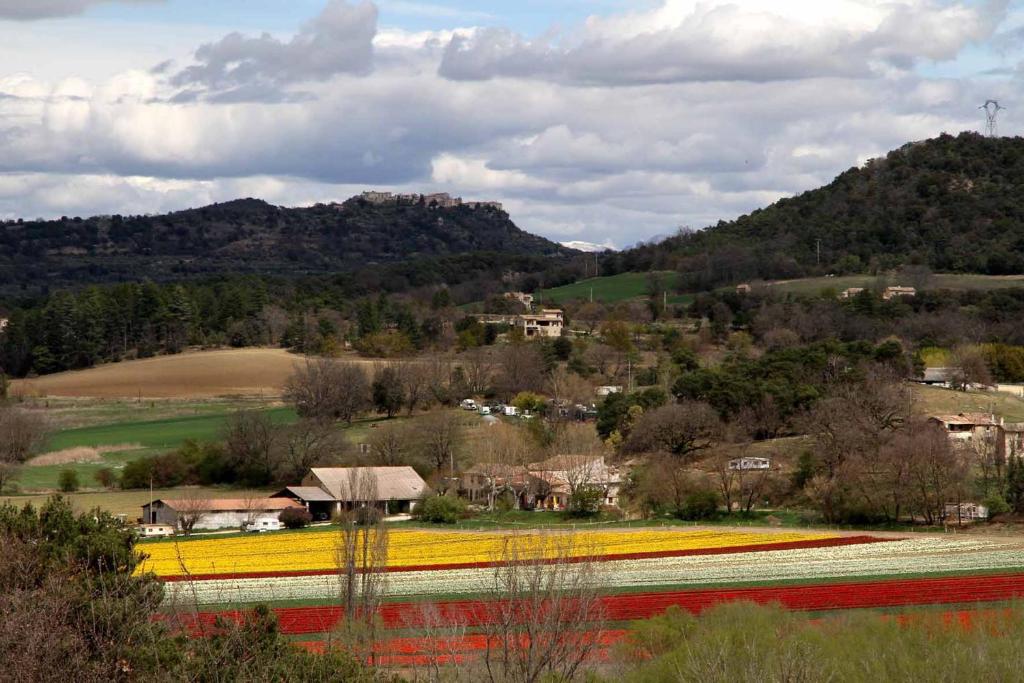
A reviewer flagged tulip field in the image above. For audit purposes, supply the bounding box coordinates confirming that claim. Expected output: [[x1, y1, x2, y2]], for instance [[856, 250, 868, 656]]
[[144, 526, 1024, 663]]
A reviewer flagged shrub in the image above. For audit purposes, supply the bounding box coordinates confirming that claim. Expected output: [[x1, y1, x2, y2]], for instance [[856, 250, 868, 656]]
[[567, 487, 604, 517], [58, 469, 80, 493], [413, 495, 467, 524], [982, 494, 1010, 520], [94, 467, 118, 489], [678, 490, 719, 520], [279, 507, 313, 529]]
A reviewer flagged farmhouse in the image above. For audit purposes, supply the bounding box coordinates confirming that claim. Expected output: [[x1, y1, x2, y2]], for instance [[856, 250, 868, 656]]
[[839, 287, 865, 299], [141, 497, 302, 531], [517, 309, 564, 338], [276, 466, 430, 518], [527, 455, 622, 510]]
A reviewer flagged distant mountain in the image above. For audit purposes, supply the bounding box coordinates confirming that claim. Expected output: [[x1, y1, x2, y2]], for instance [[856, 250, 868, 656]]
[[560, 240, 617, 253], [0, 195, 575, 292], [615, 132, 1024, 289]]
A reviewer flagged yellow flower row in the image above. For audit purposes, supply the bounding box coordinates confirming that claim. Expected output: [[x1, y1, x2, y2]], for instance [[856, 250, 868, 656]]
[[139, 528, 837, 578]]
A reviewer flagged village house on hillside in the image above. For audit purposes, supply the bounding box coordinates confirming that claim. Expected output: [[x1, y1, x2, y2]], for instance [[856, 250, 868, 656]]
[[275, 466, 430, 518], [928, 412, 1024, 460], [517, 309, 564, 338], [141, 497, 302, 531]]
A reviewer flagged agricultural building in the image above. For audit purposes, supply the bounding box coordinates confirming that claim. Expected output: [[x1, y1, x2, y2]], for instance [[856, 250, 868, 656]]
[[276, 466, 430, 518], [141, 497, 301, 531]]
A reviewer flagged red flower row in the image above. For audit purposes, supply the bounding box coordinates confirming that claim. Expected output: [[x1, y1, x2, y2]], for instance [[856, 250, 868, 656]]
[[178, 572, 1024, 636], [161, 535, 891, 582]]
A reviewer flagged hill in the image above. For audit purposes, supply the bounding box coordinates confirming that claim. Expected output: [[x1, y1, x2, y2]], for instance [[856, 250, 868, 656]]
[[0, 195, 574, 292], [619, 132, 1024, 290]]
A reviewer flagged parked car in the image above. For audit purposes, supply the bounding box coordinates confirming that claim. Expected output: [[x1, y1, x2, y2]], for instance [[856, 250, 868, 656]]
[[460, 398, 478, 410], [479, 406, 491, 415], [503, 405, 519, 417]]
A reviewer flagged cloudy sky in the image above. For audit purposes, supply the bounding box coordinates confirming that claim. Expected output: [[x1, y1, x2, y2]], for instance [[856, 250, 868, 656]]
[[0, 0, 1021, 249]]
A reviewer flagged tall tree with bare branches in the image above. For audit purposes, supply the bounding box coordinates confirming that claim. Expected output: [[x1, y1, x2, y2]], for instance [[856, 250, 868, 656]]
[[479, 533, 607, 683], [334, 469, 389, 663]]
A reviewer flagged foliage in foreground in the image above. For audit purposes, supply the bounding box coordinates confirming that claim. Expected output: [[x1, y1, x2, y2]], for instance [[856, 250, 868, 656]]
[[0, 496, 379, 683], [614, 602, 1024, 683]]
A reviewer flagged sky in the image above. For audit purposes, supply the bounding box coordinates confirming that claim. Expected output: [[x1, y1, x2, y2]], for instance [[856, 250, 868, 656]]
[[0, 1, 1021, 250]]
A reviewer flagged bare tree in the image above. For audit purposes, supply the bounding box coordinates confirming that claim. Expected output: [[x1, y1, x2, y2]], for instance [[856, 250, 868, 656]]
[[950, 345, 992, 391], [173, 492, 208, 536], [274, 419, 345, 483], [0, 405, 47, 465], [479, 533, 607, 683], [368, 422, 413, 466], [713, 452, 774, 515], [334, 469, 389, 663], [400, 361, 434, 415], [496, 343, 546, 401], [462, 347, 497, 396], [223, 410, 277, 482], [418, 411, 464, 478], [283, 359, 369, 424]]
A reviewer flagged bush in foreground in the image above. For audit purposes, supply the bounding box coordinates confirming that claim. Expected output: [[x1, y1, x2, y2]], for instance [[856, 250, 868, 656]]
[[279, 507, 313, 529], [413, 495, 467, 524]]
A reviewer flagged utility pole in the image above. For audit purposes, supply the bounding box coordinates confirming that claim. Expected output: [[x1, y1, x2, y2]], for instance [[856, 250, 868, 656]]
[[816, 239, 821, 267], [590, 286, 594, 303]]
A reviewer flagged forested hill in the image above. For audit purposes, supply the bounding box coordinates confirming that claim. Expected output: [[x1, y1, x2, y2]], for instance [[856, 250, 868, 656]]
[[616, 132, 1024, 289], [0, 196, 573, 293]]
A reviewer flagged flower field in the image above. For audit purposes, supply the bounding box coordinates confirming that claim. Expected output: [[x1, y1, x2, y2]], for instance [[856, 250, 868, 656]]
[[139, 527, 837, 578], [149, 526, 1024, 663]]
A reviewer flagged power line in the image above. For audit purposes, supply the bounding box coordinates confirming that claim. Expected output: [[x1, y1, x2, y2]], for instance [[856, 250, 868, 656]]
[[979, 100, 1006, 138]]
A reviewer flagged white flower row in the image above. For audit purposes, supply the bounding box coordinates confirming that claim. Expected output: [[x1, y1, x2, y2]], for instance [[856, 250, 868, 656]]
[[164, 536, 1024, 606]]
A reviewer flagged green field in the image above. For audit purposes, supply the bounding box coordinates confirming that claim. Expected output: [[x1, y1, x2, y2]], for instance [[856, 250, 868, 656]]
[[0, 487, 270, 520], [539, 271, 680, 304], [13, 406, 297, 492], [764, 273, 1024, 297]]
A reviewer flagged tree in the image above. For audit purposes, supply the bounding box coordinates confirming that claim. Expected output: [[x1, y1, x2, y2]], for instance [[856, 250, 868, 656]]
[[334, 469, 389, 664], [174, 491, 208, 536], [367, 422, 412, 466], [495, 342, 546, 400], [223, 410, 277, 485], [950, 345, 992, 390], [274, 420, 345, 483], [58, 469, 79, 493], [479, 534, 607, 683], [623, 401, 722, 460], [0, 405, 47, 466], [371, 365, 405, 418], [283, 359, 369, 424], [94, 467, 118, 489], [417, 411, 463, 478]]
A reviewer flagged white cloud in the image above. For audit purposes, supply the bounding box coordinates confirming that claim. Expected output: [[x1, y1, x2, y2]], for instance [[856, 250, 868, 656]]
[[0, 0, 158, 20], [169, 0, 378, 99], [439, 0, 1008, 84]]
